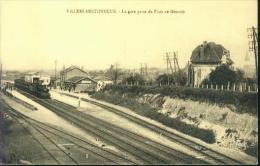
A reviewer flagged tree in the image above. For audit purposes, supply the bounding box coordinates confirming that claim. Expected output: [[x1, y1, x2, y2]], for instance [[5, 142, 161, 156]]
[[156, 74, 175, 85], [173, 69, 187, 86], [202, 64, 245, 85], [106, 63, 123, 84], [235, 69, 245, 83], [122, 73, 146, 85], [155, 68, 187, 86]]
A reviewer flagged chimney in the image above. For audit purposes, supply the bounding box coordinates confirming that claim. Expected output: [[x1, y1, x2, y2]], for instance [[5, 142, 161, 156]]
[[203, 41, 207, 47], [200, 45, 204, 58], [226, 50, 230, 58]]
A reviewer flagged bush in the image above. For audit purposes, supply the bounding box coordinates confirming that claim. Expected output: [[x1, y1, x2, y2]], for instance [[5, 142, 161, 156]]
[[202, 64, 247, 85], [122, 74, 146, 85], [102, 84, 258, 115]]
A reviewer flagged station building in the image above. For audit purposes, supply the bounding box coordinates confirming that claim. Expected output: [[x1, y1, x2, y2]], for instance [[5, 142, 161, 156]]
[[60, 66, 97, 92]]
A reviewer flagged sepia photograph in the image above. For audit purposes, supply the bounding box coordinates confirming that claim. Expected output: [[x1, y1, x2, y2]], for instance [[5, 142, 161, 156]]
[[0, 0, 258, 165]]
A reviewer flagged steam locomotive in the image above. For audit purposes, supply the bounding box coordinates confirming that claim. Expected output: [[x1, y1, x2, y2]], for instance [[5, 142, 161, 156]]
[[14, 77, 50, 99]]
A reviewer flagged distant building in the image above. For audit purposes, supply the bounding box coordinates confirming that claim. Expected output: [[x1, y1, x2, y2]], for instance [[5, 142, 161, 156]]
[[92, 75, 113, 84], [187, 41, 233, 87], [91, 75, 113, 91], [60, 66, 89, 83], [24, 71, 51, 87], [63, 76, 97, 92], [60, 66, 97, 92]]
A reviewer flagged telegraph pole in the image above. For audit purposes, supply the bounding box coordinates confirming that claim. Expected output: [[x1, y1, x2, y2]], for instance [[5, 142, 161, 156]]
[[165, 52, 180, 84], [55, 60, 57, 88], [165, 52, 176, 85], [165, 52, 170, 85], [0, 63, 2, 90], [252, 27, 258, 78], [173, 52, 180, 73], [247, 26, 258, 78], [140, 63, 144, 76], [140, 63, 148, 79]]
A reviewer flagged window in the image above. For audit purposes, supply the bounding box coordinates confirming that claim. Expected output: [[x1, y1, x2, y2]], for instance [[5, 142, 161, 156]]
[[197, 69, 201, 79]]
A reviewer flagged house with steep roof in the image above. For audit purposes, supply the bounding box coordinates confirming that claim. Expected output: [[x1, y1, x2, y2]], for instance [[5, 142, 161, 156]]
[[60, 66, 97, 92], [187, 41, 233, 87], [60, 66, 89, 82]]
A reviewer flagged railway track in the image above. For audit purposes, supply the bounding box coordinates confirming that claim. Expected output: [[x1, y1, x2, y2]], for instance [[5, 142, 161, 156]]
[[59, 92, 244, 165], [51, 99, 207, 164], [17, 90, 207, 164], [3, 103, 134, 165], [1, 105, 77, 165]]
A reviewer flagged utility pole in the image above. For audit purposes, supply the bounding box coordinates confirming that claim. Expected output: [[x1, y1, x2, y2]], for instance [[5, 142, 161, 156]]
[[54, 60, 57, 89], [166, 54, 169, 85], [165, 52, 180, 84], [165, 52, 170, 85], [173, 52, 180, 73], [247, 26, 258, 78], [173, 52, 181, 86], [145, 63, 148, 77], [140, 63, 144, 76], [140, 63, 148, 78], [164, 52, 175, 85], [0, 63, 2, 90]]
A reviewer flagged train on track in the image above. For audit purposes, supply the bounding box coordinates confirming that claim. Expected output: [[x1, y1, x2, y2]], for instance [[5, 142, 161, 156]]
[[14, 78, 51, 99]]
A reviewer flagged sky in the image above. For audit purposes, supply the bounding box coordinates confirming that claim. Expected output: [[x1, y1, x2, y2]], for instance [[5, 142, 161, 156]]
[[0, 0, 258, 71]]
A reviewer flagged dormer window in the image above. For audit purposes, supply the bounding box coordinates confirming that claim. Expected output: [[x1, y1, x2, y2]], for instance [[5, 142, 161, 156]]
[[221, 54, 227, 64]]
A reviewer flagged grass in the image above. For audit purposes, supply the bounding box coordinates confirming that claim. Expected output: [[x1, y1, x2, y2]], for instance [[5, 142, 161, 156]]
[[92, 91, 216, 144]]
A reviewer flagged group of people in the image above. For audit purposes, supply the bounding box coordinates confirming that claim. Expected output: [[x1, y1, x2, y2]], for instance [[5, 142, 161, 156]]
[[59, 85, 76, 92], [0, 82, 14, 93]]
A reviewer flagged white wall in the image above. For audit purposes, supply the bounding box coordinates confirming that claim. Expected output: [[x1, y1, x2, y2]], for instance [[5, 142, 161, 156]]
[[24, 75, 40, 83], [40, 76, 51, 86], [192, 64, 219, 86]]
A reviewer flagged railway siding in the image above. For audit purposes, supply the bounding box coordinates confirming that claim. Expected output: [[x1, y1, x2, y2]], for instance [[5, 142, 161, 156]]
[[2, 89, 256, 164], [18, 90, 208, 164], [2, 94, 136, 165], [50, 90, 254, 164], [0, 98, 57, 164], [53, 99, 207, 164], [5, 110, 78, 165]]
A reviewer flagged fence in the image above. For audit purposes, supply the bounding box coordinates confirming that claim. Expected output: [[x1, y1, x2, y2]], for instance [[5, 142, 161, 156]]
[[118, 81, 258, 93], [191, 83, 258, 93]]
